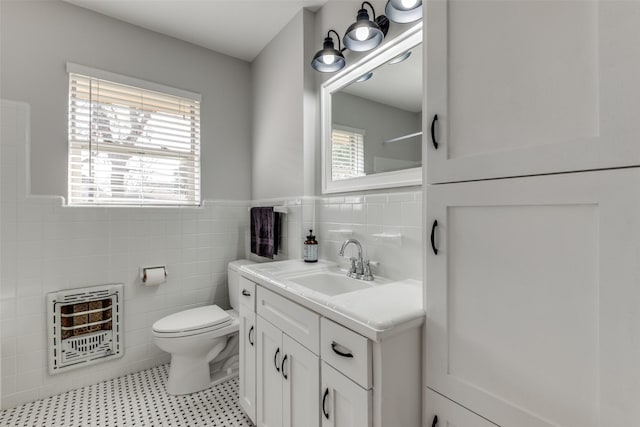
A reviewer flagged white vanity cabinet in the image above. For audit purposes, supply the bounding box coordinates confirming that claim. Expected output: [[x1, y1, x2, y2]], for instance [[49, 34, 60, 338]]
[[256, 287, 320, 427], [424, 389, 497, 427], [238, 277, 257, 423], [238, 307, 256, 423], [256, 315, 320, 427], [239, 273, 423, 427], [321, 362, 372, 427], [425, 168, 640, 427], [425, 0, 640, 184]]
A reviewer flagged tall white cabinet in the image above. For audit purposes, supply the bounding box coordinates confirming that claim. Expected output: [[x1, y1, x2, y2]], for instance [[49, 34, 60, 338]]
[[426, 169, 640, 427], [424, 1, 640, 426], [426, 0, 640, 184]]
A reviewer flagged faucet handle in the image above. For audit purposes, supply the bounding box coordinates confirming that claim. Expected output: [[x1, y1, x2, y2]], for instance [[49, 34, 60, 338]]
[[349, 257, 358, 274], [362, 259, 374, 281]]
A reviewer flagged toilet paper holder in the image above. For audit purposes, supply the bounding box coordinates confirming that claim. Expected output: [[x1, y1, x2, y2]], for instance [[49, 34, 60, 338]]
[[141, 266, 167, 284]]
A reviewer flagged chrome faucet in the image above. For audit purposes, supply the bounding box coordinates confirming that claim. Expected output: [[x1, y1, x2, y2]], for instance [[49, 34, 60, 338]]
[[338, 239, 374, 281]]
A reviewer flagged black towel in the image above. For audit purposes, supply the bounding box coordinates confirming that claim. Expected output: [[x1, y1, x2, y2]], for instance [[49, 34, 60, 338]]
[[250, 207, 281, 259]]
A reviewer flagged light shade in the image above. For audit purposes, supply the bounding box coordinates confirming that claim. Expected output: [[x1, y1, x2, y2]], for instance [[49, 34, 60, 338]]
[[344, 5, 386, 52], [355, 72, 374, 82], [311, 34, 346, 72], [385, 0, 423, 24]]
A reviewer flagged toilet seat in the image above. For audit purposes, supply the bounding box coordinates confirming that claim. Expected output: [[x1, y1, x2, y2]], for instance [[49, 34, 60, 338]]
[[152, 305, 232, 338]]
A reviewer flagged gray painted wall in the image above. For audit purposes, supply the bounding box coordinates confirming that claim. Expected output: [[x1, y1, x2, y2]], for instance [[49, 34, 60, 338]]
[[0, 1, 252, 200], [332, 92, 421, 174], [251, 10, 307, 200]]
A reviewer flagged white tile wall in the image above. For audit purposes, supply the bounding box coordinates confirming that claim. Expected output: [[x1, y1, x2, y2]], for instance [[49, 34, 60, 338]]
[[248, 197, 317, 263], [0, 101, 250, 409], [314, 191, 423, 281]]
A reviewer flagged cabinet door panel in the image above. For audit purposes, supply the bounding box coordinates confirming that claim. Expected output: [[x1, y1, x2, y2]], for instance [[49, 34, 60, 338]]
[[426, 168, 640, 427], [257, 316, 283, 427], [425, 388, 497, 427], [321, 362, 372, 427], [426, 0, 640, 183], [239, 308, 256, 423], [283, 334, 320, 427]]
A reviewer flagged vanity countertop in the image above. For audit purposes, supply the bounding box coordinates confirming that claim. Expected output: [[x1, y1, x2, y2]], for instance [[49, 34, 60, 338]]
[[240, 259, 424, 341]]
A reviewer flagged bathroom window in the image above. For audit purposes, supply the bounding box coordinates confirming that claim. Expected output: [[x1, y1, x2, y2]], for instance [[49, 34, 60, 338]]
[[67, 64, 201, 206], [331, 126, 365, 181]]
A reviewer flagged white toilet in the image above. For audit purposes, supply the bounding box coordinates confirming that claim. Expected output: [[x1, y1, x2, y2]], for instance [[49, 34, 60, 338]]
[[152, 259, 255, 395]]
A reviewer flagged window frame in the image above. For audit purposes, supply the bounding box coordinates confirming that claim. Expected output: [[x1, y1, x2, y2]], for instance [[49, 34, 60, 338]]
[[66, 63, 202, 207]]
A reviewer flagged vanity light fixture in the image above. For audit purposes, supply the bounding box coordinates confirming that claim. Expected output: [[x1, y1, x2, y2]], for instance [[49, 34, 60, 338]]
[[385, 0, 423, 24], [343, 1, 389, 52], [388, 50, 412, 64], [311, 30, 347, 73], [355, 72, 374, 82]]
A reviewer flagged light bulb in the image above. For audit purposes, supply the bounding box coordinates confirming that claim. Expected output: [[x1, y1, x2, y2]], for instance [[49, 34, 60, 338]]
[[355, 27, 370, 41], [323, 54, 335, 65], [401, 0, 418, 8]]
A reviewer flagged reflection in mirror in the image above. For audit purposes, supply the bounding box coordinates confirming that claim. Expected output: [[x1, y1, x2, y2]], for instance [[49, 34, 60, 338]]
[[322, 23, 422, 194], [332, 44, 421, 181]]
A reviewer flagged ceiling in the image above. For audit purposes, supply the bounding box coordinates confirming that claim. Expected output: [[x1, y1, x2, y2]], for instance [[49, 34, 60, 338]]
[[64, 0, 328, 62]]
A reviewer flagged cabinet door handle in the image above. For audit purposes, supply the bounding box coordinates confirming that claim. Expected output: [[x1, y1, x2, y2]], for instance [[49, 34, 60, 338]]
[[274, 348, 280, 372], [248, 326, 254, 346], [322, 388, 330, 420], [331, 341, 354, 358], [430, 220, 439, 255], [281, 354, 288, 380], [242, 289, 251, 297], [432, 415, 438, 427], [431, 114, 439, 149]]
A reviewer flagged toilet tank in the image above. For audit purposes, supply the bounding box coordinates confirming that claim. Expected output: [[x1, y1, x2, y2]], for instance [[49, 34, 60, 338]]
[[228, 259, 256, 310]]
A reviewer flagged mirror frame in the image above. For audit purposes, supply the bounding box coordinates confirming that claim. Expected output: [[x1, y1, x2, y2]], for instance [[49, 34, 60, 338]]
[[321, 22, 423, 194]]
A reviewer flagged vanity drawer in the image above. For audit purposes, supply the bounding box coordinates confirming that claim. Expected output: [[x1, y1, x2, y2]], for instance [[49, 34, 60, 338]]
[[256, 287, 320, 354], [238, 277, 256, 310], [321, 318, 372, 389]]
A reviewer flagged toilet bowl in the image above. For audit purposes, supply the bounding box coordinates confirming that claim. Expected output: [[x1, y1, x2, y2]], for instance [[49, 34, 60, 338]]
[[152, 259, 255, 395]]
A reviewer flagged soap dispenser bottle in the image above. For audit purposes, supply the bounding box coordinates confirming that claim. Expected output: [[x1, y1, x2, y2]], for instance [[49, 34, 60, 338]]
[[303, 230, 318, 263]]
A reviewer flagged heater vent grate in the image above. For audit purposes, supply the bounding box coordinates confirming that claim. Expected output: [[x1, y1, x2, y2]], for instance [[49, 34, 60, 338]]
[[47, 283, 123, 374]]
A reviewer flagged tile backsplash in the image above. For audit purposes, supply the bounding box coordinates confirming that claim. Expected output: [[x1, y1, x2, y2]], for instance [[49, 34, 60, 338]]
[[1, 100, 423, 409], [314, 191, 422, 281]]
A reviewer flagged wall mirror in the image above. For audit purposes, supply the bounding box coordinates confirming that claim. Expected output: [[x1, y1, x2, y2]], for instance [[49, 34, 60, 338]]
[[321, 23, 422, 194]]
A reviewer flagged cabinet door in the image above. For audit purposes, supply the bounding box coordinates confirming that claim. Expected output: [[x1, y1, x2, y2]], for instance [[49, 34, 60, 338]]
[[426, 168, 640, 427], [283, 334, 320, 427], [239, 307, 256, 423], [256, 316, 283, 427], [424, 388, 497, 427], [321, 362, 372, 427], [426, 0, 640, 183]]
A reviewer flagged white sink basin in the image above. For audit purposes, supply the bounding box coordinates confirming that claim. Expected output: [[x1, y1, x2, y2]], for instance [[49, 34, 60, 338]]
[[285, 269, 386, 297]]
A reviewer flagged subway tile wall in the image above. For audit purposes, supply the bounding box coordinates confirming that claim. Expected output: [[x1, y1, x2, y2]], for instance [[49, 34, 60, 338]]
[[314, 191, 422, 281], [0, 101, 250, 409]]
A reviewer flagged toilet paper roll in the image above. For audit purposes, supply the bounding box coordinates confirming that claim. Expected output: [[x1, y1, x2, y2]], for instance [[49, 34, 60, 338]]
[[143, 267, 166, 286]]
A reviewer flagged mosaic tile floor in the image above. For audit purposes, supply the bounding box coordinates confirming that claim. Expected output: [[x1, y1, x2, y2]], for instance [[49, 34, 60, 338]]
[[0, 364, 254, 427]]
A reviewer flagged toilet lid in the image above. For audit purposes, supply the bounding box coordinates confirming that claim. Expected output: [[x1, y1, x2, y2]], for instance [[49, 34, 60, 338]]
[[152, 305, 231, 334]]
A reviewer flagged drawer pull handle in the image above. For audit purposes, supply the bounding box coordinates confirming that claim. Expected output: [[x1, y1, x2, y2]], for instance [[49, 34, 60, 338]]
[[432, 415, 438, 427], [242, 289, 251, 297], [248, 326, 254, 346], [331, 341, 354, 358], [281, 354, 288, 380], [274, 348, 280, 372], [322, 388, 330, 419], [430, 220, 439, 255], [431, 114, 439, 149]]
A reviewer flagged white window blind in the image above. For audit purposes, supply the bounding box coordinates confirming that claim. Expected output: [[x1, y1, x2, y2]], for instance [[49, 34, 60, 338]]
[[331, 126, 365, 181], [68, 66, 201, 206]]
